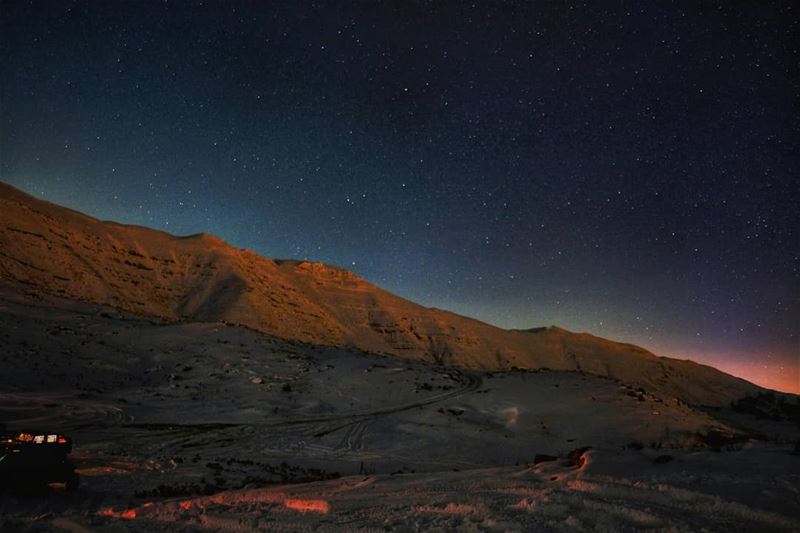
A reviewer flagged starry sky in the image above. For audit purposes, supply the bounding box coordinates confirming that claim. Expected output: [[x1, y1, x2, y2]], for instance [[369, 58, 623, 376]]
[[1, 1, 798, 393]]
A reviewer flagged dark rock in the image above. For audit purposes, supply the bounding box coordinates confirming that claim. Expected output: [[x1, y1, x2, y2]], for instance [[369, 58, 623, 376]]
[[567, 446, 591, 467]]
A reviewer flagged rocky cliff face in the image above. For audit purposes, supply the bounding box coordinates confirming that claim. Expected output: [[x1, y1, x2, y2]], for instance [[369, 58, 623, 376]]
[[0, 182, 760, 405]]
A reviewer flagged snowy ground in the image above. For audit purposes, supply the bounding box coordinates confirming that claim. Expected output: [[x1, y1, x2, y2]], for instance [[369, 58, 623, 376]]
[[1, 285, 798, 531]]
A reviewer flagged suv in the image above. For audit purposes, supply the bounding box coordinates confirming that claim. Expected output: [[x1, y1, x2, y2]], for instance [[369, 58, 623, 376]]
[[0, 432, 79, 491]]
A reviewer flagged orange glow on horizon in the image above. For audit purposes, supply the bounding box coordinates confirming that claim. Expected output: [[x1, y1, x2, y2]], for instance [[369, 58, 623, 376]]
[[684, 352, 800, 395]]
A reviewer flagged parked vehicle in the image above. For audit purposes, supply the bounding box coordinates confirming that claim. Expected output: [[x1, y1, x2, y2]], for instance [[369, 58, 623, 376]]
[[0, 432, 79, 491]]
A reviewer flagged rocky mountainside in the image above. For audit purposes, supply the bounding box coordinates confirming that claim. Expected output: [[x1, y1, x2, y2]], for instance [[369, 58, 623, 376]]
[[0, 181, 760, 405]]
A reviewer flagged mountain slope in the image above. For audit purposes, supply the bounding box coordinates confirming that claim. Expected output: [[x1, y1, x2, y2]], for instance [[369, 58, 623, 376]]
[[0, 182, 760, 405]]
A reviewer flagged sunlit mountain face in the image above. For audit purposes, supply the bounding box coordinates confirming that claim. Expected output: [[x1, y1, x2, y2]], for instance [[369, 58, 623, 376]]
[[0, 181, 765, 407]]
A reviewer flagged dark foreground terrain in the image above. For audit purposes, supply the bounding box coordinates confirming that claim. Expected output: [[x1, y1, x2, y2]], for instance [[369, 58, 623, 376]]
[[1, 285, 798, 532]]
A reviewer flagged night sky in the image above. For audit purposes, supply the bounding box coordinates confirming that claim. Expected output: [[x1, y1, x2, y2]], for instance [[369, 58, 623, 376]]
[[1, 1, 797, 392]]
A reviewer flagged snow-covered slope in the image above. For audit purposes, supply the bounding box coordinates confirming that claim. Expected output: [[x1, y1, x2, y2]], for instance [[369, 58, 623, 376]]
[[0, 181, 759, 405], [1, 286, 797, 532]]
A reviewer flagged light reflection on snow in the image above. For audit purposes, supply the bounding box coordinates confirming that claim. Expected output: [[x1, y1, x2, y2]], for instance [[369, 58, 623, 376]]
[[284, 499, 330, 513]]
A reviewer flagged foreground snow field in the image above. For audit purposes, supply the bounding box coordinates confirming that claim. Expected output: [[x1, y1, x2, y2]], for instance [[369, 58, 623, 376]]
[[1, 286, 798, 531]]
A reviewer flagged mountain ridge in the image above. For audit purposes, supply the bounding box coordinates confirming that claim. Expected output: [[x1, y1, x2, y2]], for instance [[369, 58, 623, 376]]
[[0, 181, 761, 405]]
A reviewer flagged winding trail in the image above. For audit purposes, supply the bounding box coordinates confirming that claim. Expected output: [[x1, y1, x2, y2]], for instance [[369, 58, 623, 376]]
[[117, 370, 482, 455], [296, 370, 482, 438]]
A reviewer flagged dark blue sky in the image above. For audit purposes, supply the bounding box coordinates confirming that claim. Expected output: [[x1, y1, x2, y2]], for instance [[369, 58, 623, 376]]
[[1, 1, 797, 391]]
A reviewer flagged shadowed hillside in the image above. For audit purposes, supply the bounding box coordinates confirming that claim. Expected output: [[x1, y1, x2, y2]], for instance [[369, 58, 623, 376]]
[[0, 182, 760, 405]]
